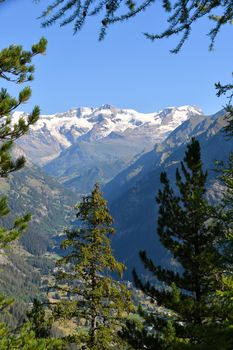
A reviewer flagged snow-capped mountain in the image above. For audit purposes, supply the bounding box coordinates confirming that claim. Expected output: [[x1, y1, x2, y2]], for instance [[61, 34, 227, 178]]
[[15, 104, 202, 166]]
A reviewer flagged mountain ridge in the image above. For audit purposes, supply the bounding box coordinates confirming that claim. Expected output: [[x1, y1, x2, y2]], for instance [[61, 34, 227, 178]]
[[15, 105, 202, 166], [13, 104, 203, 195], [105, 111, 231, 279]]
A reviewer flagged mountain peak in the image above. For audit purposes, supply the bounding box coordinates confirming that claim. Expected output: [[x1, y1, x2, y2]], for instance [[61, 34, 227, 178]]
[[98, 104, 116, 110], [15, 104, 204, 165], [178, 105, 202, 114]]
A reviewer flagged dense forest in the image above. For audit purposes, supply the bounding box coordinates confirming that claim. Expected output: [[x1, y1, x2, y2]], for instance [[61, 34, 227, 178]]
[[0, 0, 232, 349]]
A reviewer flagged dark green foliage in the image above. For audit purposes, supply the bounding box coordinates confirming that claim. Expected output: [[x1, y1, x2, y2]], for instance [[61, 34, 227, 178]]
[[121, 313, 162, 349], [0, 37, 47, 253], [127, 138, 228, 348], [0, 34, 66, 349], [215, 149, 233, 267], [0, 37, 47, 318], [0, 322, 63, 350], [209, 144, 233, 350], [143, 0, 233, 52], [0, 38, 47, 83], [52, 183, 133, 349], [106, 112, 231, 281], [219, 152, 233, 239], [0, 37, 47, 176], [39, 0, 232, 49], [27, 299, 53, 338]]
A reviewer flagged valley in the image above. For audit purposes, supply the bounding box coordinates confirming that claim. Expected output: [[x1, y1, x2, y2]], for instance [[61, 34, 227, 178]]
[[1, 103, 231, 324]]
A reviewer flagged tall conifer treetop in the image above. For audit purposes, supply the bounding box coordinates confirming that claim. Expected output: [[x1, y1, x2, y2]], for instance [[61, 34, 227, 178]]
[[123, 138, 228, 349], [52, 183, 133, 349]]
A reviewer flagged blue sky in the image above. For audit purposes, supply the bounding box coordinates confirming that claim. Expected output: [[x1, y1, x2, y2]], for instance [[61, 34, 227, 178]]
[[0, 0, 232, 115]]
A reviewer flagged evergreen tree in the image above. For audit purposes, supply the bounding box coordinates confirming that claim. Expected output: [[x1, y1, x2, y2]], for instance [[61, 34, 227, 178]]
[[208, 149, 233, 350], [124, 138, 228, 349], [0, 322, 63, 350], [0, 37, 66, 347], [218, 152, 233, 263], [38, 0, 232, 51], [51, 183, 133, 349], [27, 299, 53, 338], [0, 37, 47, 176], [0, 37, 47, 313]]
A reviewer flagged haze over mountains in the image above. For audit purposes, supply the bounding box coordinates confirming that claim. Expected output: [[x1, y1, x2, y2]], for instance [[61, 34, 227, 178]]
[[107, 109, 232, 277], [15, 104, 202, 194], [6, 104, 231, 281], [16, 104, 202, 164]]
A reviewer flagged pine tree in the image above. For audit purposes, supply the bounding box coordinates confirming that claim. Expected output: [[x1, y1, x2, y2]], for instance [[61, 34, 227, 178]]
[[0, 38, 66, 348], [0, 38, 47, 176], [51, 183, 133, 349], [0, 38, 47, 313], [27, 299, 53, 338], [39, 0, 232, 51], [0, 321, 63, 350], [218, 152, 233, 264], [124, 138, 227, 349], [208, 149, 233, 350]]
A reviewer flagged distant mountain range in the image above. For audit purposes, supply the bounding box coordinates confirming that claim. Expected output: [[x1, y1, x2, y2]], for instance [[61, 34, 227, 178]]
[[15, 105, 202, 194], [6, 104, 232, 284]]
